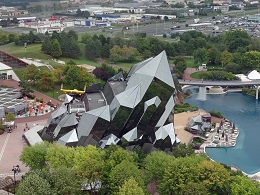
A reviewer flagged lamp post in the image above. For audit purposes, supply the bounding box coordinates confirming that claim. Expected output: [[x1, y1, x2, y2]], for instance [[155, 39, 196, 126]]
[[12, 165, 20, 194]]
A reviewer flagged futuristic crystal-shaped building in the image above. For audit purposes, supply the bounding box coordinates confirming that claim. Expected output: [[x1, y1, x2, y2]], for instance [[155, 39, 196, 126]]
[[41, 51, 180, 152]]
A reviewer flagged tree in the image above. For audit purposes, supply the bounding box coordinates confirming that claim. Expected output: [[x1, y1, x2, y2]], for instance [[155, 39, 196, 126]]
[[223, 30, 250, 52], [18, 80, 34, 96], [14, 33, 29, 45], [109, 160, 144, 194], [45, 143, 75, 168], [63, 65, 96, 90], [173, 56, 187, 78], [8, 33, 16, 43], [20, 142, 50, 170], [118, 177, 145, 195], [50, 167, 82, 195], [38, 70, 56, 90], [241, 51, 260, 71], [41, 37, 52, 54], [193, 47, 209, 64], [67, 30, 78, 41], [28, 31, 37, 44], [143, 151, 174, 183], [101, 43, 110, 58], [24, 64, 39, 83], [16, 172, 52, 195], [51, 39, 62, 58], [109, 45, 124, 62], [229, 175, 260, 195], [142, 49, 153, 59], [198, 160, 230, 194], [179, 182, 210, 195], [172, 143, 195, 158], [52, 65, 64, 84], [158, 156, 204, 195], [4, 113, 15, 122], [0, 33, 9, 45], [225, 62, 241, 74], [73, 145, 105, 192], [221, 50, 233, 66], [102, 145, 136, 187], [85, 38, 101, 60], [66, 37, 81, 58]]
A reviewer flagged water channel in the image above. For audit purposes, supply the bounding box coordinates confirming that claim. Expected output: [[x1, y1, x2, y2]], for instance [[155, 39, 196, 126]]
[[184, 91, 260, 174]]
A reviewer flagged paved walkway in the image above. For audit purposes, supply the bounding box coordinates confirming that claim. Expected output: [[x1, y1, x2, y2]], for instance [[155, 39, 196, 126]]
[[0, 79, 60, 177], [0, 120, 47, 177]]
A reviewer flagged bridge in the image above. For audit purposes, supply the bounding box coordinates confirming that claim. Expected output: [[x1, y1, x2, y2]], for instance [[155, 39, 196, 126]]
[[178, 79, 260, 99]]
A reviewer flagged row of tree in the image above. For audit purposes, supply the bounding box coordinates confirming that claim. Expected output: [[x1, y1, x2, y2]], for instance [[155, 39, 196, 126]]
[[81, 30, 260, 73], [41, 31, 80, 59], [18, 142, 260, 195]]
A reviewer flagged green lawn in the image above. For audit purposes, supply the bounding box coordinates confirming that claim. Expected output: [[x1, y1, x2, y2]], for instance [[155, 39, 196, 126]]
[[31, 85, 61, 100], [185, 58, 198, 68], [0, 42, 101, 67], [190, 71, 203, 79], [0, 43, 50, 59], [13, 68, 26, 81], [105, 60, 139, 68]]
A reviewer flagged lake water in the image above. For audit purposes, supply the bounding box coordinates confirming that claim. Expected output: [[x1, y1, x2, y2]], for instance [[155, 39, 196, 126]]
[[184, 92, 260, 174]]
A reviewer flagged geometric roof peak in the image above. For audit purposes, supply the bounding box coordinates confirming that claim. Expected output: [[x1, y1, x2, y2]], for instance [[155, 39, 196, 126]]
[[135, 51, 175, 88]]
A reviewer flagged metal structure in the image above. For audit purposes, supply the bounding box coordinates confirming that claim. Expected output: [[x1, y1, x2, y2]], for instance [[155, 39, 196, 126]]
[[41, 51, 180, 152], [0, 50, 28, 69]]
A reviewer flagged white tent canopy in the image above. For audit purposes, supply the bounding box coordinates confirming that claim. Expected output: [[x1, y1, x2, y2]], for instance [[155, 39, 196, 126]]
[[247, 70, 260, 80]]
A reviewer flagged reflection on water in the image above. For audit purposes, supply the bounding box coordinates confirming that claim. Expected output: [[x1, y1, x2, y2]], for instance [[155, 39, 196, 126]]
[[184, 92, 260, 174]]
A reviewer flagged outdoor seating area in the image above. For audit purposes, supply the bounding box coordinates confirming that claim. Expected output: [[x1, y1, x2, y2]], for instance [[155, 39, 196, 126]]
[[16, 98, 53, 118], [208, 120, 239, 147]]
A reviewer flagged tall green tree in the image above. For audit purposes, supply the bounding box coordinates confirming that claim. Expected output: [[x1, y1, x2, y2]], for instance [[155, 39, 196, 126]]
[[229, 175, 260, 195], [221, 50, 233, 66], [63, 65, 96, 89], [18, 80, 34, 96], [51, 39, 62, 58], [46, 143, 75, 168], [41, 37, 52, 54], [38, 70, 56, 91], [50, 167, 82, 195], [223, 30, 250, 52], [118, 177, 145, 195], [28, 31, 37, 44], [143, 151, 174, 183], [24, 64, 39, 83], [109, 160, 144, 194], [198, 160, 230, 194], [241, 51, 260, 71], [73, 145, 105, 192], [16, 172, 52, 195], [193, 47, 209, 64], [0, 33, 8, 45], [158, 156, 204, 195], [20, 142, 50, 170]]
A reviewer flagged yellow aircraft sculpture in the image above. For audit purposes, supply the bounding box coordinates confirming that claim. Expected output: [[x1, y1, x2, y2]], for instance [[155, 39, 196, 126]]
[[60, 84, 86, 95]]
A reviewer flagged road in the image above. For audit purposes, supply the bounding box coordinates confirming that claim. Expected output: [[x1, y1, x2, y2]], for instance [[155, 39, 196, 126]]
[[179, 79, 260, 87]]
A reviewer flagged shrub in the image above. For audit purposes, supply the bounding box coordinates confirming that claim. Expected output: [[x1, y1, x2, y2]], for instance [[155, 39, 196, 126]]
[[209, 110, 224, 118]]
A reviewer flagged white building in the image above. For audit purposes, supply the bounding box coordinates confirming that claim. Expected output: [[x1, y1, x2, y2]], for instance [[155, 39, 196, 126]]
[[18, 17, 74, 34], [0, 62, 20, 81]]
